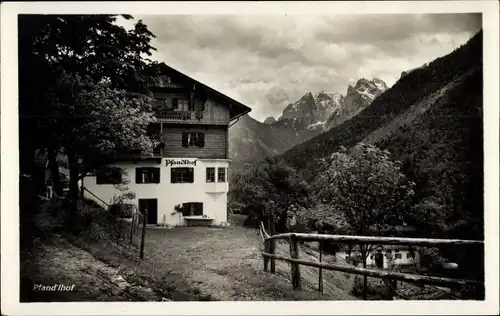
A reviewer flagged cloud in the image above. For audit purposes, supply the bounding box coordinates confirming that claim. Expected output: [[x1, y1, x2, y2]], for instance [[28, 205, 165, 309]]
[[119, 13, 481, 121]]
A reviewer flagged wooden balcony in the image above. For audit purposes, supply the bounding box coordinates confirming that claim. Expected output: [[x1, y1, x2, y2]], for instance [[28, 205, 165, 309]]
[[156, 110, 193, 121], [154, 109, 230, 125]]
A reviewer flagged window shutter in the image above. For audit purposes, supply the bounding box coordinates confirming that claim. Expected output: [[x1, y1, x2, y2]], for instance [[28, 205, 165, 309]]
[[182, 133, 188, 148], [198, 133, 205, 147], [194, 203, 203, 216], [113, 168, 122, 184], [182, 203, 189, 216], [135, 168, 142, 184], [154, 168, 160, 183], [171, 169, 175, 183], [188, 168, 194, 183]]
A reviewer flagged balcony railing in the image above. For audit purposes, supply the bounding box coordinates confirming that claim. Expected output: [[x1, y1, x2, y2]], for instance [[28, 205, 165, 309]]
[[155, 110, 192, 121]]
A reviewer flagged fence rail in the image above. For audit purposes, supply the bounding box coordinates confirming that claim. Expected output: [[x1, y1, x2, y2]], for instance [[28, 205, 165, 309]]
[[259, 221, 484, 299], [82, 186, 110, 209], [265, 232, 483, 247]]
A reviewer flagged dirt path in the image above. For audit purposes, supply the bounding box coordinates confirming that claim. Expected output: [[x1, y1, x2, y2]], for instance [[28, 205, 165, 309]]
[[21, 225, 357, 301], [125, 226, 357, 301], [21, 236, 165, 302]]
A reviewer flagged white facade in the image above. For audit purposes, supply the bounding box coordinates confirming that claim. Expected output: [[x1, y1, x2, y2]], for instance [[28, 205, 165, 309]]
[[337, 248, 416, 269], [82, 157, 230, 226]]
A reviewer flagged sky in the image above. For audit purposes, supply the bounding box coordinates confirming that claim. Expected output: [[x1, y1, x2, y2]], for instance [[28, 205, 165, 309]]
[[117, 14, 481, 122]]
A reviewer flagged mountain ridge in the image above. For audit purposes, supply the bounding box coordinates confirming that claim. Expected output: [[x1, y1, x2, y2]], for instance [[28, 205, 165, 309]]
[[229, 77, 388, 169], [281, 31, 482, 172]]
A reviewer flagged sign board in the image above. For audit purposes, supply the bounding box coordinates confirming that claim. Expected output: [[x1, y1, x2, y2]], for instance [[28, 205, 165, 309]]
[[165, 159, 197, 167]]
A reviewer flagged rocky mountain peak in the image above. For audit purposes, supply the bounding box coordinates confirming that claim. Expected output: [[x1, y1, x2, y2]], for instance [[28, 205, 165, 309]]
[[301, 92, 315, 102], [347, 85, 355, 94], [263, 116, 276, 124], [339, 78, 389, 121], [355, 78, 371, 87], [351, 78, 388, 93], [372, 78, 388, 90]]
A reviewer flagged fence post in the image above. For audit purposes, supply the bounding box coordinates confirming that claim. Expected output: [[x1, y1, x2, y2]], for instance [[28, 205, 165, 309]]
[[319, 238, 323, 293], [268, 210, 276, 274], [140, 209, 147, 260], [129, 213, 135, 245], [263, 238, 269, 272], [289, 234, 301, 289], [270, 240, 276, 273]]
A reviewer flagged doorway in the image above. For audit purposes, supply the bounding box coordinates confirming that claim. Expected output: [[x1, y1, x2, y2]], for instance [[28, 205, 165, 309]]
[[375, 252, 384, 269], [139, 199, 158, 224]]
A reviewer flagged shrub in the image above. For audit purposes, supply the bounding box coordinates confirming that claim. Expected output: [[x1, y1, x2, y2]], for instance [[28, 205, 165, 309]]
[[110, 203, 136, 218], [34, 201, 67, 238]]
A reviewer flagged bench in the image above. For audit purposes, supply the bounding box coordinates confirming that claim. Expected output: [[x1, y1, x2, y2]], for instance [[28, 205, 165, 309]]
[[184, 216, 214, 227]]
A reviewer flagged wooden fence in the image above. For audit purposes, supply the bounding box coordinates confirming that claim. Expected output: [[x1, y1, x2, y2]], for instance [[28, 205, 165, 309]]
[[259, 221, 484, 300]]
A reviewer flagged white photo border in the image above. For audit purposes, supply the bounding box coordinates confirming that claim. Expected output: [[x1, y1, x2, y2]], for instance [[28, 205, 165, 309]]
[[1, 1, 499, 315]]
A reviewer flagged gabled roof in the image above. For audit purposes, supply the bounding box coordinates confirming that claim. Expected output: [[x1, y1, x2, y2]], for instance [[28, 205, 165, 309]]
[[149, 63, 252, 121]]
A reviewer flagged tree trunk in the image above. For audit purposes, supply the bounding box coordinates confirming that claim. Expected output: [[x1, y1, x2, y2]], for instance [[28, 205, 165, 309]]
[[47, 146, 63, 197], [66, 150, 80, 232]]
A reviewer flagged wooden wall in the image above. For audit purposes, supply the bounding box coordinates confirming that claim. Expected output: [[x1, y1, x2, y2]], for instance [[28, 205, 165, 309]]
[[161, 124, 228, 159]]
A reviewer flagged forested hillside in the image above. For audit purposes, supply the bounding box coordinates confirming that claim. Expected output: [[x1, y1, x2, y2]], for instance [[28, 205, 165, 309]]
[[375, 68, 483, 240], [279, 30, 483, 240]]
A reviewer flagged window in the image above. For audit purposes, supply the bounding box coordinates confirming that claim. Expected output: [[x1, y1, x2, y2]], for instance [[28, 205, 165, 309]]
[[165, 99, 173, 110], [173, 98, 189, 112], [370, 254, 374, 260], [217, 167, 226, 182], [407, 253, 413, 259], [171, 167, 194, 183], [395, 253, 402, 259], [182, 132, 205, 148], [96, 167, 122, 184], [153, 98, 173, 111], [182, 202, 203, 216], [135, 167, 160, 184], [153, 98, 166, 107], [206, 167, 215, 183]]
